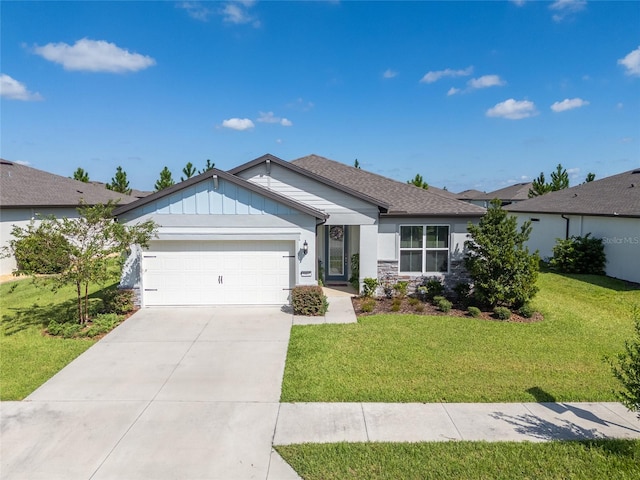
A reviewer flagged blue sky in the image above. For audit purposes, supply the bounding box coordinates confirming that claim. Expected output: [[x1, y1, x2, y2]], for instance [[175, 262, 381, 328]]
[[2, 1, 639, 193]]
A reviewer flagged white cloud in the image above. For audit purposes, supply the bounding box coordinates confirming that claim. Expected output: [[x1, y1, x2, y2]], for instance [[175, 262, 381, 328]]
[[221, 1, 260, 27], [549, 0, 586, 22], [257, 111, 293, 126], [618, 46, 640, 77], [447, 87, 461, 96], [177, 2, 214, 21], [0, 74, 43, 100], [550, 97, 589, 112], [468, 75, 506, 89], [420, 66, 473, 83], [486, 99, 538, 120], [33, 38, 156, 73], [222, 118, 254, 130], [383, 69, 398, 79]]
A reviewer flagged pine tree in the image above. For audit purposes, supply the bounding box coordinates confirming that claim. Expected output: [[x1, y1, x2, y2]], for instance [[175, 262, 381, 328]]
[[354, 159, 361, 169], [550, 164, 569, 191], [585, 172, 596, 183], [181, 161, 197, 181], [72, 167, 89, 183], [106, 166, 132, 194], [198, 159, 215, 174], [407, 173, 429, 190], [154, 166, 175, 191]]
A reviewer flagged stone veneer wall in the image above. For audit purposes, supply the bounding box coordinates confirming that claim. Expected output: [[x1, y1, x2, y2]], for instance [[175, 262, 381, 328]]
[[376, 258, 470, 296]]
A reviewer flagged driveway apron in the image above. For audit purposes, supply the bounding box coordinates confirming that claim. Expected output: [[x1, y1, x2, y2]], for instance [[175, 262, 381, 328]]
[[1, 307, 299, 480]]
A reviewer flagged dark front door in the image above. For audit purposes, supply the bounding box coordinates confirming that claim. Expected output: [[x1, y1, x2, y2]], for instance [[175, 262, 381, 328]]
[[324, 225, 349, 282]]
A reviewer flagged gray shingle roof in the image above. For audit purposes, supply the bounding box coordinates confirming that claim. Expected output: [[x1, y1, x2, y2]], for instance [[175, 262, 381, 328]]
[[0, 160, 139, 208], [482, 182, 532, 202], [457, 189, 486, 200], [291, 154, 486, 216], [506, 169, 640, 218]]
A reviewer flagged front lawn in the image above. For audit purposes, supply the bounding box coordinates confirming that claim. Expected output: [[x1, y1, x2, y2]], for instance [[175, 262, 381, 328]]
[[0, 277, 116, 400], [281, 272, 640, 403], [276, 440, 640, 480]]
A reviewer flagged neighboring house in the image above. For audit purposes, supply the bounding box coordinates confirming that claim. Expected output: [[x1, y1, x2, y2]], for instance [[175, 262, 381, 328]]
[[0, 160, 138, 275], [458, 182, 532, 208], [506, 169, 640, 284], [115, 154, 486, 307]]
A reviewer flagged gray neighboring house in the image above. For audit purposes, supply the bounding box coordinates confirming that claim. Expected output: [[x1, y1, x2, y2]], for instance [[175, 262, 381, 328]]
[[506, 169, 640, 284], [458, 182, 532, 208], [0, 160, 139, 275], [115, 154, 486, 307]]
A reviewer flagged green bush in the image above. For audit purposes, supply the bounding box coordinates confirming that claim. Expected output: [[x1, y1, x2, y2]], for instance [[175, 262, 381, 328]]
[[413, 303, 424, 313], [550, 234, 606, 275], [432, 295, 446, 305], [453, 282, 471, 304], [360, 298, 376, 313], [103, 288, 135, 315], [417, 278, 444, 301], [47, 320, 81, 338], [390, 302, 401, 312], [436, 298, 452, 313], [518, 304, 534, 318], [608, 308, 640, 419], [85, 313, 121, 337], [467, 306, 481, 318], [493, 306, 512, 321], [408, 297, 420, 306], [362, 277, 379, 298], [12, 224, 71, 274], [393, 281, 409, 298], [291, 285, 328, 316]]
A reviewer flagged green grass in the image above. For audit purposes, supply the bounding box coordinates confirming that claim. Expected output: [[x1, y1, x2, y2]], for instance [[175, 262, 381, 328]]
[[276, 440, 640, 480], [281, 272, 640, 403], [0, 277, 115, 400]]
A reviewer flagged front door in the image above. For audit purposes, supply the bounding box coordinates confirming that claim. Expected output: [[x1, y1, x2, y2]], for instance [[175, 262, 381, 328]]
[[324, 225, 349, 282]]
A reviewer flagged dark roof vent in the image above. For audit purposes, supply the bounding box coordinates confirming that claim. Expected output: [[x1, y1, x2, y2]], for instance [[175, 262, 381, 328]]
[[0, 160, 13, 165], [632, 169, 640, 174]]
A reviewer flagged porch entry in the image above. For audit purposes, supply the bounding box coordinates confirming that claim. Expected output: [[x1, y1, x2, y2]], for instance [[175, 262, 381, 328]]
[[324, 225, 349, 283]]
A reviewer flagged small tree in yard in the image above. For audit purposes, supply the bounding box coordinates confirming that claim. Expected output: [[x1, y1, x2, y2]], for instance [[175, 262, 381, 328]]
[[465, 199, 540, 308], [6, 201, 157, 324], [608, 307, 640, 419]]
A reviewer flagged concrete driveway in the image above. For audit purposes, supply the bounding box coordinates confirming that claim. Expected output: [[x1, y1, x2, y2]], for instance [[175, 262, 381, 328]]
[[1, 307, 300, 480]]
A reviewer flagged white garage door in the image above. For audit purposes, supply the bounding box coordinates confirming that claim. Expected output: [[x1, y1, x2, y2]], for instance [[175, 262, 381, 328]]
[[142, 240, 294, 306]]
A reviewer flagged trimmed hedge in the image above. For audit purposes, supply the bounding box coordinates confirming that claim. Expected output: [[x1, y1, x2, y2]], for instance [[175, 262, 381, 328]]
[[292, 285, 328, 316]]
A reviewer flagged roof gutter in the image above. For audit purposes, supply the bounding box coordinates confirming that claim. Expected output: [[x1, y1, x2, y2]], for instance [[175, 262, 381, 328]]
[[561, 214, 570, 240]]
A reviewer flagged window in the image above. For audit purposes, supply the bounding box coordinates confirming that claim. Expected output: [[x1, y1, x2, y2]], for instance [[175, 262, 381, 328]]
[[399, 225, 449, 273]]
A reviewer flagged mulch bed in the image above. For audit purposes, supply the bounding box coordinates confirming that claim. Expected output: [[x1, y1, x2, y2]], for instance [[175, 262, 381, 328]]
[[351, 296, 543, 323]]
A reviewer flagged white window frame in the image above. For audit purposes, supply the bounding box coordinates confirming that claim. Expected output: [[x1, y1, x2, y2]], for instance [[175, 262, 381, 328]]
[[398, 224, 450, 274]]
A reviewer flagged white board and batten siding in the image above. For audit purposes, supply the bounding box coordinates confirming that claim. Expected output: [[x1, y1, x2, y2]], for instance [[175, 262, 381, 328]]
[[237, 163, 379, 225]]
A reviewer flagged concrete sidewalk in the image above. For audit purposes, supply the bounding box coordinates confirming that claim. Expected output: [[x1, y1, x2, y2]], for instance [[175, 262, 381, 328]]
[[293, 286, 358, 325], [274, 402, 640, 445]]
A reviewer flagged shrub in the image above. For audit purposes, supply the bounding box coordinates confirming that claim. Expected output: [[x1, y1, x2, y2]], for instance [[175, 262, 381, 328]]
[[393, 280, 409, 299], [417, 278, 444, 301], [103, 288, 135, 315], [413, 303, 424, 313], [390, 302, 401, 312], [362, 277, 379, 298], [360, 298, 376, 313], [453, 282, 471, 304], [467, 306, 481, 318], [608, 308, 640, 419], [408, 297, 420, 306], [348, 253, 359, 291], [85, 313, 122, 337], [465, 199, 539, 308], [436, 298, 452, 313], [493, 306, 512, 321], [518, 303, 534, 318], [47, 319, 81, 338], [12, 223, 71, 274], [432, 295, 446, 305], [291, 286, 328, 316], [550, 234, 606, 275]]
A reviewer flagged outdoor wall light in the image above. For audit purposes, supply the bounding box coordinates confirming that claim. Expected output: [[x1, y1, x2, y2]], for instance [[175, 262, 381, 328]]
[[303, 240, 309, 255], [213, 174, 219, 190]]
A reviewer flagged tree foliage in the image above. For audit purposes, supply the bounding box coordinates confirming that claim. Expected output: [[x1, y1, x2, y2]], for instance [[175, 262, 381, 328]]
[[585, 172, 596, 183], [154, 166, 175, 191], [550, 234, 606, 275], [608, 307, 640, 419], [354, 159, 361, 169], [181, 161, 197, 181], [9, 220, 71, 274], [464, 199, 540, 308], [106, 166, 132, 194], [72, 167, 89, 183], [529, 164, 569, 197], [198, 159, 215, 174], [407, 173, 429, 190], [6, 202, 157, 324]]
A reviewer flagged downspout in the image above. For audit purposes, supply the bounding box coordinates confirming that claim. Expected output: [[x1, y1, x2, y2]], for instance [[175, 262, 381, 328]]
[[316, 217, 328, 284], [561, 214, 570, 240]]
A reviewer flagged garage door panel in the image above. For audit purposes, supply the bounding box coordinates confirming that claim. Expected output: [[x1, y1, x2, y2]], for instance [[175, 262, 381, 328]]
[[142, 241, 293, 306]]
